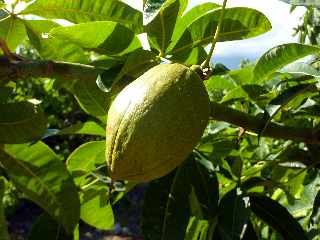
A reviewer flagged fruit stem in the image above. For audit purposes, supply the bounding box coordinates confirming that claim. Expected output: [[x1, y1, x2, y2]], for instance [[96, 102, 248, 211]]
[[201, 0, 228, 70]]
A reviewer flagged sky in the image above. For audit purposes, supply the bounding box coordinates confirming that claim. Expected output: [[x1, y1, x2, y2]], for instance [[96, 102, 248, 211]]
[[125, 0, 307, 68]]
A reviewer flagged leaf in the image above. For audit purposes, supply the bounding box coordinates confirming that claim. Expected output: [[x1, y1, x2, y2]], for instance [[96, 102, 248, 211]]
[[221, 86, 249, 103], [191, 155, 219, 219], [0, 177, 9, 240], [250, 195, 308, 240], [21, 0, 143, 32], [0, 102, 47, 144], [217, 189, 250, 240], [168, 2, 220, 52], [170, 46, 207, 65], [0, 87, 13, 103], [28, 213, 73, 240], [66, 141, 106, 187], [145, 0, 180, 54], [279, 0, 320, 6], [72, 78, 109, 120], [253, 43, 320, 83], [67, 141, 105, 173], [310, 190, 320, 226], [184, 216, 210, 240], [242, 220, 258, 240], [280, 62, 320, 77], [80, 184, 114, 230], [205, 75, 236, 91], [0, 142, 80, 233], [259, 84, 316, 137], [50, 21, 137, 55], [0, 16, 26, 51], [24, 19, 89, 63], [111, 49, 158, 92], [142, 159, 192, 240], [169, 7, 271, 57], [228, 66, 254, 85], [58, 121, 105, 137]]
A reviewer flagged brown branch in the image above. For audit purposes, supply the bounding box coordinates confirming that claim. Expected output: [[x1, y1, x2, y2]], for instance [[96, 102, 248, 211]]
[[210, 102, 320, 144], [0, 57, 102, 84], [0, 38, 24, 61]]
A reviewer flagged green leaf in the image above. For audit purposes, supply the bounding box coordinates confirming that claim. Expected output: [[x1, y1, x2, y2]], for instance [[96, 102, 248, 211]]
[[191, 155, 219, 219], [217, 189, 250, 240], [0, 87, 13, 103], [0, 16, 26, 51], [145, 0, 180, 54], [278, 0, 320, 6], [21, 0, 143, 32], [205, 75, 236, 91], [0, 102, 47, 144], [58, 121, 105, 137], [0, 177, 9, 240], [221, 86, 249, 103], [228, 66, 254, 85], [168, 2, 220, 52], [253, 43, 320, 83], [66, 141, 105, 187], [67, 141, 105, 173], [80, 184, 114, 230], [0, 142, 80, 233], [169, 7, 271, 57], [24, 19, 89, 63], [28, 213, 73, 240], [310, 190, 320, 226], [110, 49, 158, 92], [259, 83, 317, 137], [250, 195, 308, 240], [50, 21, 137, 55], [142, 159, 192, 240], [170, 46, 207, 65], [184, 216, 210, 240], [242, 220, 258, 240], [280, 62, 320, 77], [72, 78, 109, 121]]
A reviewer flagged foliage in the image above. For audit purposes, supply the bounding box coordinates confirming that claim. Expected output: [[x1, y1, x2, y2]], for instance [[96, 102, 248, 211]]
[[0, 0, 319, 239]]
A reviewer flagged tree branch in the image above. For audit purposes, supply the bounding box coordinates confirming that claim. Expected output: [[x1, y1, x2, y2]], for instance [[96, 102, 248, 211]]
[[210, 102, 320, 144], [0, 57, 102, 85]]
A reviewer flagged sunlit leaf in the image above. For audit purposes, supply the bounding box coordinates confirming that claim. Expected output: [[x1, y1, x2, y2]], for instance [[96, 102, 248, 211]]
[[0, 16, 26, 51], [21, 0, 143, 32], [80, 184, 114, 230], [169, 7, 271, 57], [67, 141, 105, 173], [253, 43, 320, 83], [58, 121, 105, 137], [0, 142, 80, 233], [168, 2, 220, 52], [50, 21, 138, 55], [145, 0, 180, 54], [184, 216, 210, 240], [24, 19, 89, 63]]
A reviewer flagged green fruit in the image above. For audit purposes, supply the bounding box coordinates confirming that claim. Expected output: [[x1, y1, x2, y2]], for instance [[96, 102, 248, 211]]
[[106, 63, 210, 182]]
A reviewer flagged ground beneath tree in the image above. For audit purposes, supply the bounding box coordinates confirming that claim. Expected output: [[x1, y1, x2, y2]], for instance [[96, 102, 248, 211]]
[[7, 185, 147, 239]]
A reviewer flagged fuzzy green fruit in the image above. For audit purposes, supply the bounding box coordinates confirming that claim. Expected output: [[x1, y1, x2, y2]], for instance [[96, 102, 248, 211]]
[[106, 63, 210, 182]]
